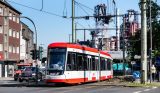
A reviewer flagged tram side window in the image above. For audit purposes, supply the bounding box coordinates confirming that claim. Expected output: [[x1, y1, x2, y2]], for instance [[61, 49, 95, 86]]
[[101, 57, 106, 70], [107, 59, 111, 70], [77, 54, 83, 71], [66, 52, 77, 71], [88, 57, 92, 70], [84, 55, 88, 70], [92, 56, 96, 70], [95, 58, 99, 70]]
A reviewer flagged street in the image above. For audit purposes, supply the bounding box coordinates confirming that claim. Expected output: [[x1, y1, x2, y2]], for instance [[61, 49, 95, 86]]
[[0, 85, 159, 93]]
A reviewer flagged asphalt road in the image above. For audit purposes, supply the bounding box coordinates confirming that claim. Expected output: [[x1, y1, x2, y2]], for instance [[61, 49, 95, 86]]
[[0, 85, 159, 93]]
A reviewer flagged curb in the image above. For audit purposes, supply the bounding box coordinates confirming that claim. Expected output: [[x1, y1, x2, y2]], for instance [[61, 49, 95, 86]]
[[0, 84, 26, 87]]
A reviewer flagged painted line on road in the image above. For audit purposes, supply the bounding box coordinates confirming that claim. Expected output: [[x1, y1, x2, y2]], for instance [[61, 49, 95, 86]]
[[133, 91, 142, 93], [152, 87, 157, 89], [143, 89, 150, 91]]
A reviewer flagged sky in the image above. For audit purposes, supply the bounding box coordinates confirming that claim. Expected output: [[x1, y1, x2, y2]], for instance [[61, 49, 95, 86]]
[[6, 0, 140, 48]]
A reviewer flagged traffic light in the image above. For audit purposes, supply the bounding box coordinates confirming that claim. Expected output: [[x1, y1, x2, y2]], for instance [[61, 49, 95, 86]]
[[38, 46, 43, 60], [30, 49, 40, 60], [30, 50, 36, 60], [36, 50, 39, 60]]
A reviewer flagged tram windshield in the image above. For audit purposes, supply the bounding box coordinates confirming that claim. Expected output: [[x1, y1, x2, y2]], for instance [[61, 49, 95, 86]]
[[48, 48, 66, 71]]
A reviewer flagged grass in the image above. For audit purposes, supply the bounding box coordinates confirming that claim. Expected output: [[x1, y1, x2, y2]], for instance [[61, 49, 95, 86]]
[[127, 82, 160, 87]]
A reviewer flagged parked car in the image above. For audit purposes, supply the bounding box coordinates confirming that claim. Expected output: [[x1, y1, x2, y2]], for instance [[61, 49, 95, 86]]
[[19, 67, 45, 82], [14, 63, 31, 81]]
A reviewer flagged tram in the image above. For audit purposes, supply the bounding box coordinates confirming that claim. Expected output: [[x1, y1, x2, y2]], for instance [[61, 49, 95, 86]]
[[45, 42, 113, 84]]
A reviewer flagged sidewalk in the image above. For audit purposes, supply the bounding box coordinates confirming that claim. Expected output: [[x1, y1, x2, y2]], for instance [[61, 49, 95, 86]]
[[0, 77, 14, 81]]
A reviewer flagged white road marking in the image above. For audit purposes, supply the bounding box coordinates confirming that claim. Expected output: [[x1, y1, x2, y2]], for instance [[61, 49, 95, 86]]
[[152, 87, 157, 89], [143, 89, 150, 91], [133, 91, 142, 93]]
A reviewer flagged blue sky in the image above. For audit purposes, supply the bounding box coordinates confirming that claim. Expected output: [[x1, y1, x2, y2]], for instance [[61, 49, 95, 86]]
[[7, 0, 140, 48]]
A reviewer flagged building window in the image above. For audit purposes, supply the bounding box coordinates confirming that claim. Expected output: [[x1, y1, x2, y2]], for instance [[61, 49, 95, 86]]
[[9, 28, 12, 36], [17, 47, 19, 53], [13, 14, 16, 22], [9, 46, 12, 52], [4, 17, 7, 25], [0, 25, 3, 33], [16, 32, 19, 38], [0, 44, 3, 51], [13, 30, 15, 37], [9, 12, 12, 20], [17, 17, 19, 23], [13, 47, 15, 53], [0, 7, 3, 15]]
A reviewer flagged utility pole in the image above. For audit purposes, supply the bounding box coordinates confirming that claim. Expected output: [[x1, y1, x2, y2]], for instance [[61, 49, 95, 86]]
[[140, 0, 147, 84], [72, 0, 75, 43], [122, 16, 126, 76], [149, 0, 152, 83], [84, 29, 86, 41], [116, 8, 120, 51]]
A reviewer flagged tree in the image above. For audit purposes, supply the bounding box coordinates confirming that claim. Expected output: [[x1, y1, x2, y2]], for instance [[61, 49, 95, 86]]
[[129, 1, 160, 60]]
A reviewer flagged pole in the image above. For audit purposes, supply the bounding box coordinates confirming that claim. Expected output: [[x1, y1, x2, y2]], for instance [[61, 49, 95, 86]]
[[116, 8, 120, 51], [84, 29, 86, 41], [98, 50, 101, 82], [21, 16, 38, 85], [149, 0, 152, 83], [122, 16, 126, 76], [75, 23, 77, 43], [72, 0, 75, 43], [140, 0, 147, 84], [1, 15, 38, 84]]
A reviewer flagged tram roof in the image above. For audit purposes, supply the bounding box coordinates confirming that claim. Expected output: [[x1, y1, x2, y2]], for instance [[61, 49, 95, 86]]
[[48, 42, 111, 58]]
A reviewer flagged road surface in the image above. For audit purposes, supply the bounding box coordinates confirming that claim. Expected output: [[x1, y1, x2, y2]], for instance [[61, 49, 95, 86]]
[[0, 85, 159, 93]]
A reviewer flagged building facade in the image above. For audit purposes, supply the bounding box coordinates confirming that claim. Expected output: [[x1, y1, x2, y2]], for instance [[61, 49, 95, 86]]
[[20, 22, 34, 64], [0, 0, 21, 77]]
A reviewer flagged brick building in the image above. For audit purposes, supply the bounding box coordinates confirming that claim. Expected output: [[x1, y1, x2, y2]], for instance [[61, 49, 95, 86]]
[[0, 0, 21, 77]]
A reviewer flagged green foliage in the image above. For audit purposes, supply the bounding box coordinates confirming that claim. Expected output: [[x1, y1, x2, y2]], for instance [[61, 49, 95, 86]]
[[129, 1, 160, 60]]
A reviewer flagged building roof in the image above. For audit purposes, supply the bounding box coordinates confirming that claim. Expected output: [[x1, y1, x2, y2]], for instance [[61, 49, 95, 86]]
[[0, 0, 21, 14]]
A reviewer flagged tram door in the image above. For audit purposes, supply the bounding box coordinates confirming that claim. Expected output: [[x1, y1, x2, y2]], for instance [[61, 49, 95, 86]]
[[87, 56, 92, 81], [95, 57, 100, 80]]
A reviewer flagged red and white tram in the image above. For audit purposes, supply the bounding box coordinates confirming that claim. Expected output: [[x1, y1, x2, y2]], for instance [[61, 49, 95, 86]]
[[45, 42, 113, 84]]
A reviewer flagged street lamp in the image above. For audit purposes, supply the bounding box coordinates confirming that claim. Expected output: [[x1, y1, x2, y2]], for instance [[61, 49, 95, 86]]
[[20, 16, 38, 85], [20, 16, 37, 59], [1, 15, 38, 84]]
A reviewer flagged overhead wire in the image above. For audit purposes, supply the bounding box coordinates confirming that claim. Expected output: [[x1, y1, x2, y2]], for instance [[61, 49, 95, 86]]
[[74, 0, 94, 28], [6, 0, 66, 18], [75, 2, 90, 16], [74, 0, 94, 12]]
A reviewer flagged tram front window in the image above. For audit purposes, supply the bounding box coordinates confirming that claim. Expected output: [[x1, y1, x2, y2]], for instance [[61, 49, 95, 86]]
[[48, 48, 66, 72]]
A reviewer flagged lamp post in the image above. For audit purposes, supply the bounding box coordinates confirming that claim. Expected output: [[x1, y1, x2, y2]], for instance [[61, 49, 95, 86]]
[[20, 16, 38, 85], [1, 15, 38, 84]]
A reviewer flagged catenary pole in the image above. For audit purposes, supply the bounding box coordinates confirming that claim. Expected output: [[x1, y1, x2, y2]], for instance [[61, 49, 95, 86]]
[[149, 0, 153, 83], [140, 0, 148, 84], [72, 0, 75, 43]]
